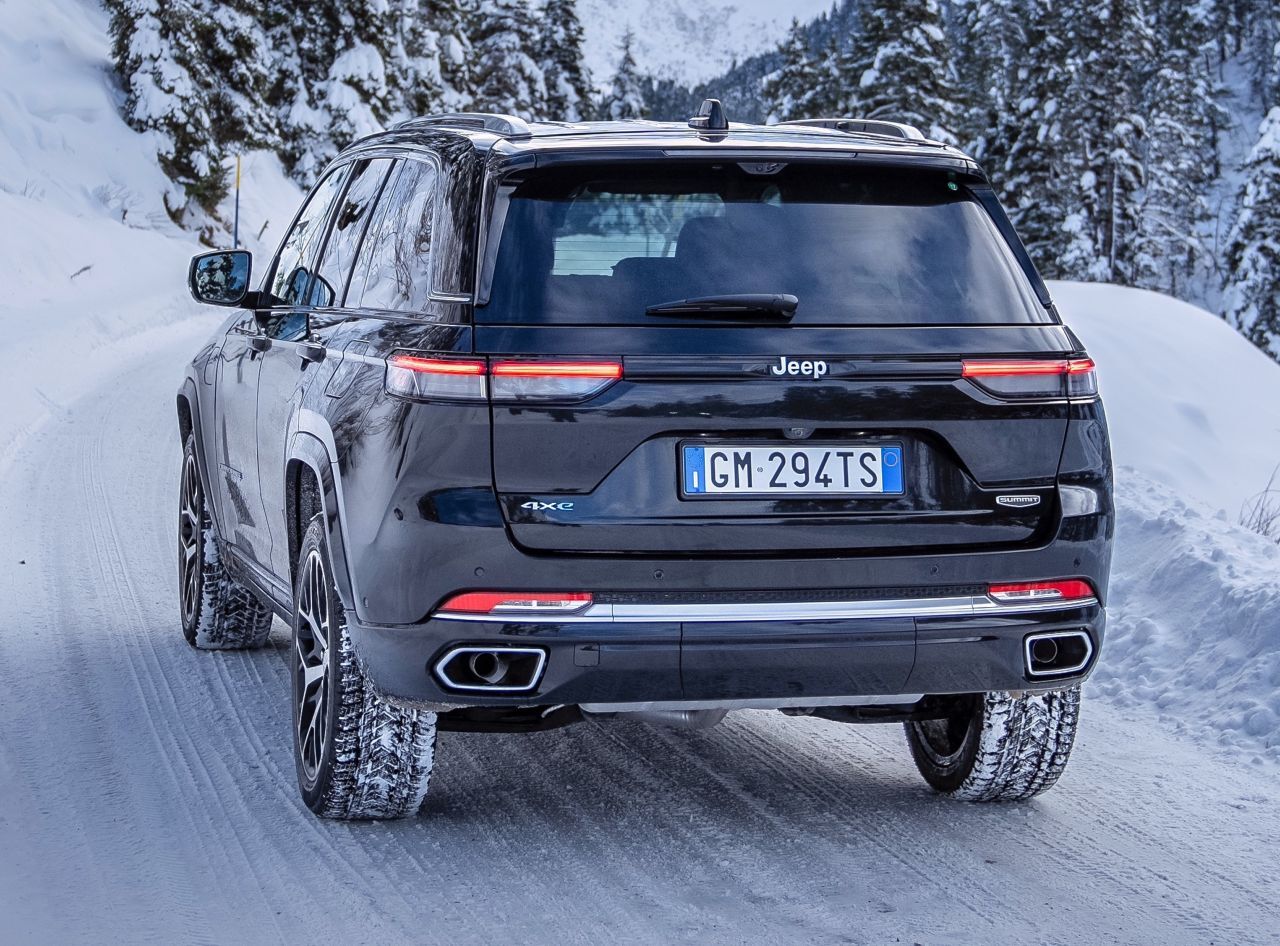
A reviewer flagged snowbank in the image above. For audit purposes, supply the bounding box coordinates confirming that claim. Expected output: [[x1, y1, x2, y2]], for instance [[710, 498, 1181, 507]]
[[1050, 282, 1280, 759], [1052, 280, 1280, 517]]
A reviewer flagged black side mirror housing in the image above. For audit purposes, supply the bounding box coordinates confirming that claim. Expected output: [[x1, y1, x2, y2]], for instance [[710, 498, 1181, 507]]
[[189, 250, 253, 307]]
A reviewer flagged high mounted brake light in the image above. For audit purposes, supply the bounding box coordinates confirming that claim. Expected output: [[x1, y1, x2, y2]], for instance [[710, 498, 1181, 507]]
[[961, 358, 1097, 400], [988, 579, 1095, 604], [437, 592, 594, 615], [385, 353, 623, 403]]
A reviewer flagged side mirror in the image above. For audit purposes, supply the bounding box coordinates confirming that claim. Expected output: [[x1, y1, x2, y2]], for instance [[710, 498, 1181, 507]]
[[189, 250, 252, 306]]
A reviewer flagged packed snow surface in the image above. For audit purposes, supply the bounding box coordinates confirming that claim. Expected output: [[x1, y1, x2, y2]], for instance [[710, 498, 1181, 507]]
[[1, 1, 1278, 941]]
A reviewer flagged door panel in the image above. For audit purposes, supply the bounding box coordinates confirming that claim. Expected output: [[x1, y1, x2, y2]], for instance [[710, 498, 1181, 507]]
[[213, 315, 270, 564], [257, 158, 399, 582]]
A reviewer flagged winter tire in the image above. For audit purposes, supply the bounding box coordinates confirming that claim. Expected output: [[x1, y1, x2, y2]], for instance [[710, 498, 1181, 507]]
[[178, 434, 273, 650], [292, 515, 437, 820], [904, 687, 1081, 801]]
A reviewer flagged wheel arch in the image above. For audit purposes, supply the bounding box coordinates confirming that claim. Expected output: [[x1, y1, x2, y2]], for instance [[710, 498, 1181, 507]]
[[285, 425, 357, 613]]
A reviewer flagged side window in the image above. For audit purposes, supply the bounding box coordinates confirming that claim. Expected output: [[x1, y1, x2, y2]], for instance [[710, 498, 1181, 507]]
[[347, 158, 438, 312], [312, 158, 395, 308], [267, 166, 350, 310]]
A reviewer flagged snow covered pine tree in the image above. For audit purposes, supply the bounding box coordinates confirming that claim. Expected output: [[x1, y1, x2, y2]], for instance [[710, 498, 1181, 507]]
[[1224, 103, 1280, 360], [469, 0, 547, 118], [843, 0, 959, 143], [108, 0, 266, 223], [1054, 0, 1155, 285], [539, 0, 592, 121], [1134, 3, 1226, 297], [599, 30, 647, 120]]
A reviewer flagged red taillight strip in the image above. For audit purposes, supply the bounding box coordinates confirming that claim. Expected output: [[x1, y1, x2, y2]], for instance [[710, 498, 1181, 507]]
[[962, 358, 1095, 377], [491, 361, 623, 378], [438, 591, 594, 614], [387, 354, 486, 375], [988, 579, 1095, 602]]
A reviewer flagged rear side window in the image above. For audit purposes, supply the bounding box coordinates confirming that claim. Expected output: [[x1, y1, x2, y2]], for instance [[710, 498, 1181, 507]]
[[480, 163, 1049, 326], [347, 158, 438, 312], [312, 158, 395, 307], [267, 165, 349, 307]]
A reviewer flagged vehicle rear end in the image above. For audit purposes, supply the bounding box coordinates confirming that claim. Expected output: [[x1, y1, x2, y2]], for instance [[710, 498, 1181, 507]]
[[352, 138, 1112, 718]]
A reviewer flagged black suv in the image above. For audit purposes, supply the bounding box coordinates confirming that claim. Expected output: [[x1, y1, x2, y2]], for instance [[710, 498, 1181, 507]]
[[180, 104, 1113, 819]]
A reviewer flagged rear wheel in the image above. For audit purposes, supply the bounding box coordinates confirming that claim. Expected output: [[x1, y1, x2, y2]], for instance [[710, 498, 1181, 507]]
[[178, 434, 273, 650], [292, 516, 437, 819], [904, 688, 1081, 801]]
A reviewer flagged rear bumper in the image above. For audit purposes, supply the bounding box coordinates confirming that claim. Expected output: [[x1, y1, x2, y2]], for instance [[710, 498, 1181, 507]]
[[349, 597, 1106, 710]]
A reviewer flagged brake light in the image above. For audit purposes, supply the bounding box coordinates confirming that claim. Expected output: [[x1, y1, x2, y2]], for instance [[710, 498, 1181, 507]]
[[385, 354, 623, 402], [961, 358, 1097, 400], [386, 353, 487, 400], [437, 592, 594, 615], [988, 580, 1095, 603], [490, 360, 622, 402]]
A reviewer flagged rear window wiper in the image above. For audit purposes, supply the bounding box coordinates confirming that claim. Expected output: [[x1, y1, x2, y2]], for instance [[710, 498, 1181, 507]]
[[645, 293, 798, 320]]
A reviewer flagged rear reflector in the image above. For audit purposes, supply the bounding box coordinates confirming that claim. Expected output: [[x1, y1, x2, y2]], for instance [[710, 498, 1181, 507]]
[[962, 358, 1097, 400], [386, 353, 487, 401], [490, 360, 622, 402], [988, 580, 1095, 604], [437, 592, 594, 615]]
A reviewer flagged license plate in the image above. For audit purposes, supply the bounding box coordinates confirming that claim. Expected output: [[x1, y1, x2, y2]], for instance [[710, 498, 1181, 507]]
[[681, 443, 904, 498]]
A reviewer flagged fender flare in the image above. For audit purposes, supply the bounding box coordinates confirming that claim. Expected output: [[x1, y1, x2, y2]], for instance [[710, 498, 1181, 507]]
[[288, 417, 358, 612]]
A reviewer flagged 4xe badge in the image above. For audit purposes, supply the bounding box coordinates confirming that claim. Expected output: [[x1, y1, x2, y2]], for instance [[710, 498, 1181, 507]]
[[770, 356, 828, 379], [521, 500, 575, 512]]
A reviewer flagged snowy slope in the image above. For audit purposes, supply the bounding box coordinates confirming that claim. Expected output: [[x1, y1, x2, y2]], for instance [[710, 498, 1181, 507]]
[[577, 0, 830, 85], [0, 0, 300, 473], [1055, 280, 1280, 516]]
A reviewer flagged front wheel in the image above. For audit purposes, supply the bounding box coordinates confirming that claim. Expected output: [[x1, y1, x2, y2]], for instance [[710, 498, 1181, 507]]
[[178, 434, 273, 650], [904, 688, 1081, 801], [291, 516, 437, 819]]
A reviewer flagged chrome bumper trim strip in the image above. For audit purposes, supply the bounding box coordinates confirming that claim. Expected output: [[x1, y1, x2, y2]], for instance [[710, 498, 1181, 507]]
[[435, 594, 1100, 624]]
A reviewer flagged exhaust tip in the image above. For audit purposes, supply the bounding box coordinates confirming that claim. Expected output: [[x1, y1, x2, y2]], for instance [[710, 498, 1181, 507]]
[[434, 646, 546, 692], [468, 651, 509, 685], [1025, 631, 1093, 678]]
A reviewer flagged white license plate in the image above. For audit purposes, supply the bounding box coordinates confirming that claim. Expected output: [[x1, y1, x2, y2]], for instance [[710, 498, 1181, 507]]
[[681, 443, 904, 497]]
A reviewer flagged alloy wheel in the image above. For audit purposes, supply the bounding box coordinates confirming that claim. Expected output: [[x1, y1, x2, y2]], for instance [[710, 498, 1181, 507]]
[[178, 452, 202, 626], [294, 549, 332, 784]]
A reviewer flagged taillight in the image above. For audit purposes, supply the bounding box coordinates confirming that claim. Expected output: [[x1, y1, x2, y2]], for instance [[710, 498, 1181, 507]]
[[961, 358, 1097, 400], [386, 353, 487, 401], [385, 354, 623, 402], [437, 592, 594, 615], [490, 360, 622, 402], [988, 579, 1095, 604]]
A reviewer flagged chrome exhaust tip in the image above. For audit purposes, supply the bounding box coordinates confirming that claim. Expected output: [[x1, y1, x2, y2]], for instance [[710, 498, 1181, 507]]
[[1024, 631, 1093, 677], [434, 646, 547, 692]]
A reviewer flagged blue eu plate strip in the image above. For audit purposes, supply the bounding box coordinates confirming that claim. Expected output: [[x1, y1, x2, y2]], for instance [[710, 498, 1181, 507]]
[[881, 446, 903, 493], [683, 446, 705, 494]]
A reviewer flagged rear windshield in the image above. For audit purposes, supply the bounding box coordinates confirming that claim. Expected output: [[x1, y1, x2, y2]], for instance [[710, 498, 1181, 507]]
[[479, 162, 1050, 326]]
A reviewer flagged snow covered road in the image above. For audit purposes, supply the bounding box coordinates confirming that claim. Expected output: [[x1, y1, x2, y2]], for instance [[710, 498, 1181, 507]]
[[0, 324, 1276, 945]]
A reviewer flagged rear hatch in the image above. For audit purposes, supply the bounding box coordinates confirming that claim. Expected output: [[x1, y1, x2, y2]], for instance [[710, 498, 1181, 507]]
[[476, 159, 1084, 556]]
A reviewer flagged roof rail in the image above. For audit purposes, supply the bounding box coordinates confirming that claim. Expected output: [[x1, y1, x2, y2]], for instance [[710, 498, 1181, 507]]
[[778, 118, 928, 142], [394, 112, 533, 139]]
